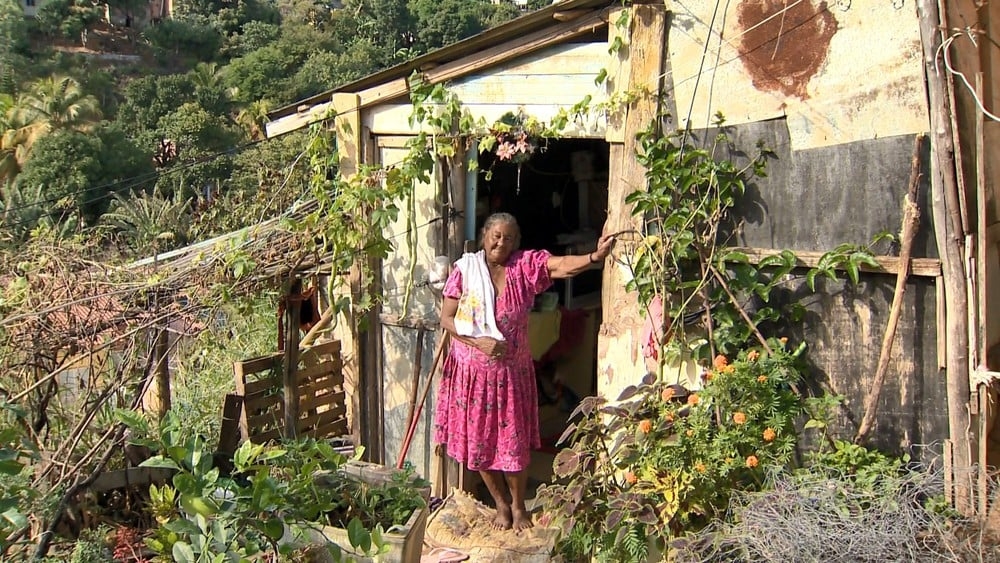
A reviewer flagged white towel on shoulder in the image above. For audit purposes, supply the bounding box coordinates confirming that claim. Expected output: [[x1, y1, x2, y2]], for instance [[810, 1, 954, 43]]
[[453, 251, 506, 341]]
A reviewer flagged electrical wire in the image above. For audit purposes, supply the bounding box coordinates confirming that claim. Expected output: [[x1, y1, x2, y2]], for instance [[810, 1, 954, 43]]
[[939, 30, 1000, 123]]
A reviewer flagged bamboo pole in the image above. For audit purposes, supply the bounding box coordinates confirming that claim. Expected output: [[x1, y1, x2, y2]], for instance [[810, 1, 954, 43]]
[[918, 0, 973, 514], [282, 281, 302, 439], [855, 135, 924, 444]]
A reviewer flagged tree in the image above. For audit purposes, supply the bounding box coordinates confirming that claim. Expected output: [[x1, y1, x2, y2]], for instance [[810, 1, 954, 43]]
[[0, 0, 29, 95], [235, 99, 271, 141], [118, 74, 197, 136], [143, 15, 223, 65], [9, 75, 103, 146], [407, 0, 484, 53], [13, 125, 152, 226], [14, 130, 103, 226], [33, 0, 103, 46], [289, 41, 384, 100], [155, 102, 239, 197], [102, 186, 193, 252]]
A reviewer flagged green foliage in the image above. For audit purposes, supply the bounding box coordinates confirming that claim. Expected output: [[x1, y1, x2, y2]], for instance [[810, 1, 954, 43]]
[[142, 15, 224, 65], [538, 346, 805, 561], [155, 101, 239, 192], [102, 186, 193, 252], [407, 0, 485, 54], [805, 439, 906, 490], [70, 527, 112, 563], [120, 410, 423, 561], [33, 0, 102, 44], [0, 400, 38, 553], [118, 74, 197, 136], [805, 232, 896, 290]]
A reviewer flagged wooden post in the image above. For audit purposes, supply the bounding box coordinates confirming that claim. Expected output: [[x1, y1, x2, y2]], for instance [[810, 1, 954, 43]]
[[598, 3, 666, 399], [143, 328, 171, 419], [282, 281, 302, 439], [917, 0, 973, 514]]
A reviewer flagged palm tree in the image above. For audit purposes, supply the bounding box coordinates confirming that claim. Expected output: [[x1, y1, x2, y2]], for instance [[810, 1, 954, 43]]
[[236, 99, 271, 141], [102, 187, 193, 252], [189, 62, 223, 92], [9, 75, 103, 148]]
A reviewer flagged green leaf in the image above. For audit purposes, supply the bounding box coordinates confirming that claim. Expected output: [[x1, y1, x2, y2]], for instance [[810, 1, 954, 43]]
[[720, 250, 749, 264], [140, 456, 181, 471], [804, 419, 826, 429], [172, 541, 196, 563], [347, 517, 371, 553], [594, 68, 608, 86]]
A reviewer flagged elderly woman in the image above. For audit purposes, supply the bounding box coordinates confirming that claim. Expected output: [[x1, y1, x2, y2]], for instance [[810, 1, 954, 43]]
[[434, 212, 614, 531]]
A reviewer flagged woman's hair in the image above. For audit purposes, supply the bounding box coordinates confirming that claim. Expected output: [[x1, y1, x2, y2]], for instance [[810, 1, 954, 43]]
[[480, 212, 520, 247]]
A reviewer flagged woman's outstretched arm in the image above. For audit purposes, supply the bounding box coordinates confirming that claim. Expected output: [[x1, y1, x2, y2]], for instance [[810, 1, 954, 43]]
[[547, 232, 616, 279]]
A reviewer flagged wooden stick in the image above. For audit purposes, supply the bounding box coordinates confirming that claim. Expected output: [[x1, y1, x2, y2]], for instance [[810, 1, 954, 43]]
[[396, 331, 450, 469], [396, 327, 426, 467], [855, 135, 924, 444]]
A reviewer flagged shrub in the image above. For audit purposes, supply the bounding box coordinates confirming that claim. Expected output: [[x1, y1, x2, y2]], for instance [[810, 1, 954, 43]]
[[537, 341, 806, 562]]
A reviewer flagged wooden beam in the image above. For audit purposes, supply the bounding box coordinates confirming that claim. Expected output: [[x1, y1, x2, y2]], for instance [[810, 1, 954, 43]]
[[333, 93, 362, 178], [357, 8, 609, 109], [282, 282, 302, 439], [726, 247, 942, 278], [265, 8, 610, 138]]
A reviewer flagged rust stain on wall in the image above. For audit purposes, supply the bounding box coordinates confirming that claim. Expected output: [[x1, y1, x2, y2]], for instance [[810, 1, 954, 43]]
[[737, 0, 838, 99]]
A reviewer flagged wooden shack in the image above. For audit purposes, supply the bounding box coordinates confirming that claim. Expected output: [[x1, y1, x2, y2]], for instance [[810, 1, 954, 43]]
[[266, 0, 1000, 514]]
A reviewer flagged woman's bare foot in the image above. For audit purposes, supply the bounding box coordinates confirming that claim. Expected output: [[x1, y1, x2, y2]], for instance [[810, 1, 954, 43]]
[[512, 507, 533, 531], [492, 502, 513, 530]]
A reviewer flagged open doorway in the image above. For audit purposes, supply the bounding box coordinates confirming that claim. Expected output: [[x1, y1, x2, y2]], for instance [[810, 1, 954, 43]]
[[473, 136, 610, 492]]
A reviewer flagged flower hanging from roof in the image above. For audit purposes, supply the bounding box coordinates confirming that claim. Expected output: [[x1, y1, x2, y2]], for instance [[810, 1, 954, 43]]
[[479, 110, 546, 192]]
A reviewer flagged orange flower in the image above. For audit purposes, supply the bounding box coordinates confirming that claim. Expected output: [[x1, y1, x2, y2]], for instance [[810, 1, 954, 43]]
[[763, 428, 777, 442], [723, 365, 736, 374], [745, 455, 759, 468], [713, 354, 729, 370], [638, 419, 653, 434], [779, 337, 788, 345], [625, 471, 637, 484], [687, 393, 700, 406], [732, 412, 747, 425], [665, 412, 675, 423], [694, 462, 706, 473], [703, 371, 714, 382], [757, 375, 768, 384], [747, 350, 760, 361], [661, 387, 675, 401], [685, 429, 695, 437], [725, 457, 733, 465]]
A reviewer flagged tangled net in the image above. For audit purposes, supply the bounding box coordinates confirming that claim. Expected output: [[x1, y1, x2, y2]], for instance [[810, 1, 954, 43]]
[[673, 465, 999, 563]]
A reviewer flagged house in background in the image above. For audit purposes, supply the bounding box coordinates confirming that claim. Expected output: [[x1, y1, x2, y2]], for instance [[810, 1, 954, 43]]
[[266, 0, 1000, 518]]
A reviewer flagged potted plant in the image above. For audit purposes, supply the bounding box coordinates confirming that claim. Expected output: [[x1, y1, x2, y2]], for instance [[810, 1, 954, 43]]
[[304, 460, 430, 563]]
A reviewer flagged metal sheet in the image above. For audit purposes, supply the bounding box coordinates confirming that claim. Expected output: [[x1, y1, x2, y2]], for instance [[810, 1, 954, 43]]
[[668, 0, 928, 150]]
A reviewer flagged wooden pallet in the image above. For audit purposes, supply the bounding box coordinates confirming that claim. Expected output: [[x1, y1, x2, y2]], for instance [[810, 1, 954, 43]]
[[232, 340, 348, 444]]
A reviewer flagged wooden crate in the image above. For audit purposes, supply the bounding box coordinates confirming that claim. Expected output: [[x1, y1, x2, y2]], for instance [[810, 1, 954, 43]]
[[233, 340, 348, 443]]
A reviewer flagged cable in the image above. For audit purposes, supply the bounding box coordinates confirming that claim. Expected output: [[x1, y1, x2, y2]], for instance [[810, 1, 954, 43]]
[[939, 31, 1000, 123]]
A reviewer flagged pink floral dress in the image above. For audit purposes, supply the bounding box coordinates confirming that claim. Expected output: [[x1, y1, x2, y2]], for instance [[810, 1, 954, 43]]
[[433, 249, 553, 472]]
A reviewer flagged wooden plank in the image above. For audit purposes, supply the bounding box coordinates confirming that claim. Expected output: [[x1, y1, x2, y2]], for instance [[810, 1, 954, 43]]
[[333, 93, 362, 178], [266, 101, 334, 138], [604, 6, 630, 143], [242, 377, 281, 397], [296, 405, 348, 433], [244, 393, 282, 414], [366, 103, 606, 137], [234, 354, 282, 378], [296, 359, 344, 383], [299, 390, 347, 413], [449, 74, 604, 106], [937, 276, 947, 369], [728, 247, 942, 278], [89, 468, 174, 493], [356, 8, 610, 110], [311, 418, 350, 440], [298, 377, 343, 400], [487, 42, 608, 76], [301, 339, 341, 360], [978, 384, 989, 516], [217, 394, 244, 456], [376, 135, 416, 148]]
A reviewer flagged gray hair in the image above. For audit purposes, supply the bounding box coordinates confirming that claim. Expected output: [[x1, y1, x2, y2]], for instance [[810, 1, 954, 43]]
[[480, 212, 521, 246]]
